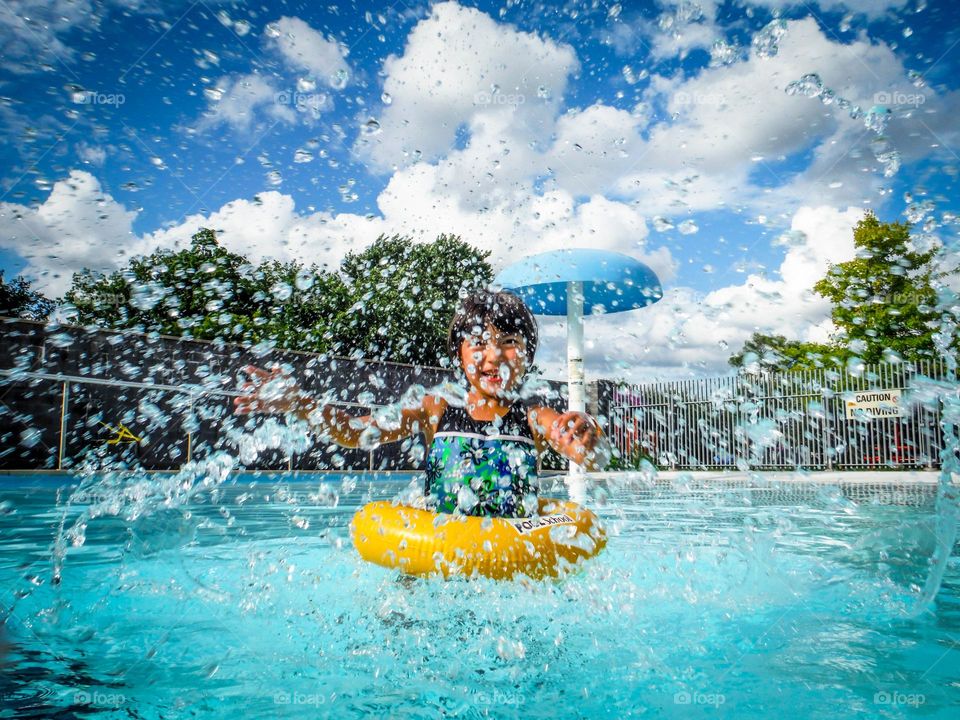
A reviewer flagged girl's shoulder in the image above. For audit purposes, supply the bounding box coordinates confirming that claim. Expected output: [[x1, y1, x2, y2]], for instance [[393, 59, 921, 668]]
[[422, 393, 448, 430]]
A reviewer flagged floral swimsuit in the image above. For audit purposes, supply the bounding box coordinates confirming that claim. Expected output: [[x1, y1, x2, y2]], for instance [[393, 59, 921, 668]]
[[424, 400, 539, 518]]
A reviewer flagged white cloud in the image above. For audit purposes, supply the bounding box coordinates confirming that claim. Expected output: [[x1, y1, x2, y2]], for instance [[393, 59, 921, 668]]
[[0, 0, 95, 74], [649, 0, 724, 60], [198, 73, 297, 133], [606, 17, 944, 217], [746, 0, 910, 20], [198, 16, 348, 134], [547, 104, 647, 199], [142, 191, 382, 271], [76, 142, 107, 167], [266, 16, 350, 89], [357, 0, 578, 172], [373, 163, 675, 279], [0, 171, 140, 295]]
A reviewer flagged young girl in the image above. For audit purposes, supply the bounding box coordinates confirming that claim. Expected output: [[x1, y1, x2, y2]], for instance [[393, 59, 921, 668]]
[[234, 289, 610, 518]]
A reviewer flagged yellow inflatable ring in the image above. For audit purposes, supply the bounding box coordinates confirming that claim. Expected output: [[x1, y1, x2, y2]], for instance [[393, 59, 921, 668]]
[[350, 498, 606, 580]]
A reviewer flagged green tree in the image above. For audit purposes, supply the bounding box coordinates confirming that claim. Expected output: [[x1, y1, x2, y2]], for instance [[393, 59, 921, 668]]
[[0, 272, 54, 320], [64, 228, 348, 350], [331, 234, 494, 366], [61, 228, 495, 365], [728, 333, 838, 371], [730, 214, 952, 371], [813, 213, 942, 365]]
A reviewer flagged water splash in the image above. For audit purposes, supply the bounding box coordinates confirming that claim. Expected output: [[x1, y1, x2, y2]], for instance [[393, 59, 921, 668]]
[[752, 19, 787, 58], [905, 232, 960, 615]]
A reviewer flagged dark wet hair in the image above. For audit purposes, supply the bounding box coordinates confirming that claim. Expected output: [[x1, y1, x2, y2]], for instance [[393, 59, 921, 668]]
[[447, 289, 538, 363]]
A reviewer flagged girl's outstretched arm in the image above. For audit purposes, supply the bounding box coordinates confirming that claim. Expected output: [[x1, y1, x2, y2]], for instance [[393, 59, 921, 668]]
[[528, 405, 612, 471], [234, 365, 436, 449], [296, 402, 430, 449]]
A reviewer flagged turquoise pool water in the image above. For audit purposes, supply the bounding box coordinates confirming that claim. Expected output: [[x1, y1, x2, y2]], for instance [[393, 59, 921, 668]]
[[1, 472, 958, 719]]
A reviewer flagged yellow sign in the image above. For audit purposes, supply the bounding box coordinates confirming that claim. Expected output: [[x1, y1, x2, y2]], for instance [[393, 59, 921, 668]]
[[99, 421, 143, 444], [844, 389, 903, 419]]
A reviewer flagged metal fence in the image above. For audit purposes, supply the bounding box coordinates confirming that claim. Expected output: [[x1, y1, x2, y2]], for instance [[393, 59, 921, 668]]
[[0, 319, 568, 474], [605, 359, 953, 471]]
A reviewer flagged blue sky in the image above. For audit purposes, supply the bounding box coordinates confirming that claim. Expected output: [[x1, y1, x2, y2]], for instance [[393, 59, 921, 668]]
[[1, 0, 958, 379]]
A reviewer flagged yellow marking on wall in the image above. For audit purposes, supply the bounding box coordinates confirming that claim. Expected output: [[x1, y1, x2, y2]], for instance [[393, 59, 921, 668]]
[[99, 421, 143, 444]]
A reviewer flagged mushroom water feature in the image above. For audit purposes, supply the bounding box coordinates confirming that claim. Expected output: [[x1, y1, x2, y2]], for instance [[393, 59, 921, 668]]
[[494, 248, 663, 498]]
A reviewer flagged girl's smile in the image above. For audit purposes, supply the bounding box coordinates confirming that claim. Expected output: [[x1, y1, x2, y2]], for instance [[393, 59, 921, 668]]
[[460, 324, 527, 400]]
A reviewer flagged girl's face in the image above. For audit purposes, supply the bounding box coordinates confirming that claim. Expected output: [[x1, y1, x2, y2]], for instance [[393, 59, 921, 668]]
[[459, 323, 528, 398]]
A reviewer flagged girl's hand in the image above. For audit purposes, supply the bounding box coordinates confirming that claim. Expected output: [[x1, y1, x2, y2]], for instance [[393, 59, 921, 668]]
[[550, 411, 598, 451], [233, 365, 311, 417], [548, 411, 610, 469]]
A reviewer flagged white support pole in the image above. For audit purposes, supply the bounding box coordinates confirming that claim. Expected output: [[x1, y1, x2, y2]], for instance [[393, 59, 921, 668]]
[[566, 281, 586, 501]]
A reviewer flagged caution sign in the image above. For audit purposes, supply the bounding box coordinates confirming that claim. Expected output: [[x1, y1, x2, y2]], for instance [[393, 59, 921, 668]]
[[844, 389, 903, 419]]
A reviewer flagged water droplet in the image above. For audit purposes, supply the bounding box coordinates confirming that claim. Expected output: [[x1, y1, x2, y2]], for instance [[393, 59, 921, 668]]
[[130, 282, 167, 311], [608, 4, 622, 19], [264, 22, 281, 38], [846, 356, 865, 377], [381, 92, 393, 105], [864, 105, 892, 134], [20, 428, 42, 448], [294, 149, 313, 163], [295, 270, 315, 291], [678, 219, 699, 235], [773, 229, 807, 247], [752, 19, 787, 59], [785, 73, 823, 98], [331, 68, 349, 90], [652, 216, 674, 232], [362, 118, 381, 135], [709, 40, 739, 67]]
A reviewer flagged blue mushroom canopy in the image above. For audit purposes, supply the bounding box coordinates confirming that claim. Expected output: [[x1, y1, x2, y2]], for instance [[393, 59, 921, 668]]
[[494, 248, 663, 316]]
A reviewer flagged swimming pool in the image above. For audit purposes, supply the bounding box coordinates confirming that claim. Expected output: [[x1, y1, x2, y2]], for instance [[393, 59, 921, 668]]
[[1, 471, 957, 719]]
